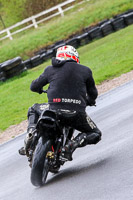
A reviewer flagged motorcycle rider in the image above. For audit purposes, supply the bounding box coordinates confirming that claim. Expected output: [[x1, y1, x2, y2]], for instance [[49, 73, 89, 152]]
[[19, 45, 102, 161]]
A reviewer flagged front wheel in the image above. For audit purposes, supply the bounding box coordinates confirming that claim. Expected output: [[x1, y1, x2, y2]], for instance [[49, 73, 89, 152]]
[[30, 137, 52, 187]]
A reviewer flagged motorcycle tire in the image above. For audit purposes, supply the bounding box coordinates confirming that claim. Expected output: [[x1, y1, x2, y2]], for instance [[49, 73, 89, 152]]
[[30, 137, 52, 187]]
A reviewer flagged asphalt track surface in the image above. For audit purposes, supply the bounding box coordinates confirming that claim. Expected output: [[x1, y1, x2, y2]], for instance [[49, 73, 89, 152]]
[[0, 80, 133, 200]]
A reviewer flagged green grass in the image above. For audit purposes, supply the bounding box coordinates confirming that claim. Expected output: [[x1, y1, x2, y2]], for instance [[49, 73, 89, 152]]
[[0, 0, 66, 28], [80, 25, 133, 83], [0, 0, 133, 63], [0, 0, 26, 29], [0, 24, 133, 131]]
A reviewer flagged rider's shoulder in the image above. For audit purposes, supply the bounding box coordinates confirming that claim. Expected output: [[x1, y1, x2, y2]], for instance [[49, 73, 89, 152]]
[[45, 65, 52, 70], [78, 63, 92, 73], [44, 65, 53, 73]]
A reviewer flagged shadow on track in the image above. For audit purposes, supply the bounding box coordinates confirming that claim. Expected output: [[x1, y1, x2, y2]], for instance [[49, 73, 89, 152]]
[[43, 156, 110, 187]]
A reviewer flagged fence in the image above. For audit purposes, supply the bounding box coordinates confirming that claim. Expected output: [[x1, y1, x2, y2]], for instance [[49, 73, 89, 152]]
[[0, 9, 133, 82], [0, 0, 87, 41]]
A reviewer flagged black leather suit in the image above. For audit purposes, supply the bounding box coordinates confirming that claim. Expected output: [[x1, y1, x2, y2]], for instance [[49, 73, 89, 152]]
[[27, 58, 102, 145]]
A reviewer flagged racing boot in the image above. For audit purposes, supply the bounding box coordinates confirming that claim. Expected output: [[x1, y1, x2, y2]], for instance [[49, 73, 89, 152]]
[[61, 132, 101, 161], [61, 133, 87, 161], [18, 128, 37, 156]]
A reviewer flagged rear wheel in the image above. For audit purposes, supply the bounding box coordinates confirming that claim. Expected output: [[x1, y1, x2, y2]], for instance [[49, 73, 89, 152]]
[[31, 137, 52, 186]]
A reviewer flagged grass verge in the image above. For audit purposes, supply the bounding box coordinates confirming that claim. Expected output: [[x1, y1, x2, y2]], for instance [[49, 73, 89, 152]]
[[0, 0, 133, 63], [0, 24, 133, 131]]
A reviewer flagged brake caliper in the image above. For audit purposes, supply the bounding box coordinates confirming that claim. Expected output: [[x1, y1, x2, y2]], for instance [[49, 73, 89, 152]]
[[46, 151, 54, 159]]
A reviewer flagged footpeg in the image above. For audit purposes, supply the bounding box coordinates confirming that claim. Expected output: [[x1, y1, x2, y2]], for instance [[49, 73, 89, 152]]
[[18, 147, 26, 156], [60, 151, 73, 161], [59, 155, 69, 162]]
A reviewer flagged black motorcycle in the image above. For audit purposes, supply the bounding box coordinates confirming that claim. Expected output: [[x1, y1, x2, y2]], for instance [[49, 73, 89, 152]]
[[30, 109, 76, 186], [29, 91, 78, 187], [29, 91, 95, 187]]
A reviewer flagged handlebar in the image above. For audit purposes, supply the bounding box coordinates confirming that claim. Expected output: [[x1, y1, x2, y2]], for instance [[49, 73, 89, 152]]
[[42, 90, 47, 93]]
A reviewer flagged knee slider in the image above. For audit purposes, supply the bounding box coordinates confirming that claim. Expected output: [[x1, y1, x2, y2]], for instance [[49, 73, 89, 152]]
[[86, 132, 101, 145], [93, 132, 101, 144]]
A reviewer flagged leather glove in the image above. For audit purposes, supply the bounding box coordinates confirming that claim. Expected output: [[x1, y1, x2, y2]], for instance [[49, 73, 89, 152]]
[[86, 96, 96, 106]]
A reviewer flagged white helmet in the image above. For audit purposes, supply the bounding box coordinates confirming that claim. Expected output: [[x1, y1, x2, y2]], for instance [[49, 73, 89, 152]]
[[56, 45, 79, 63]]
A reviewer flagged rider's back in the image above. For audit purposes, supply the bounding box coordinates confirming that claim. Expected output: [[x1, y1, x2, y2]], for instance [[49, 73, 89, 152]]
[[30, 59, 97, 112]]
